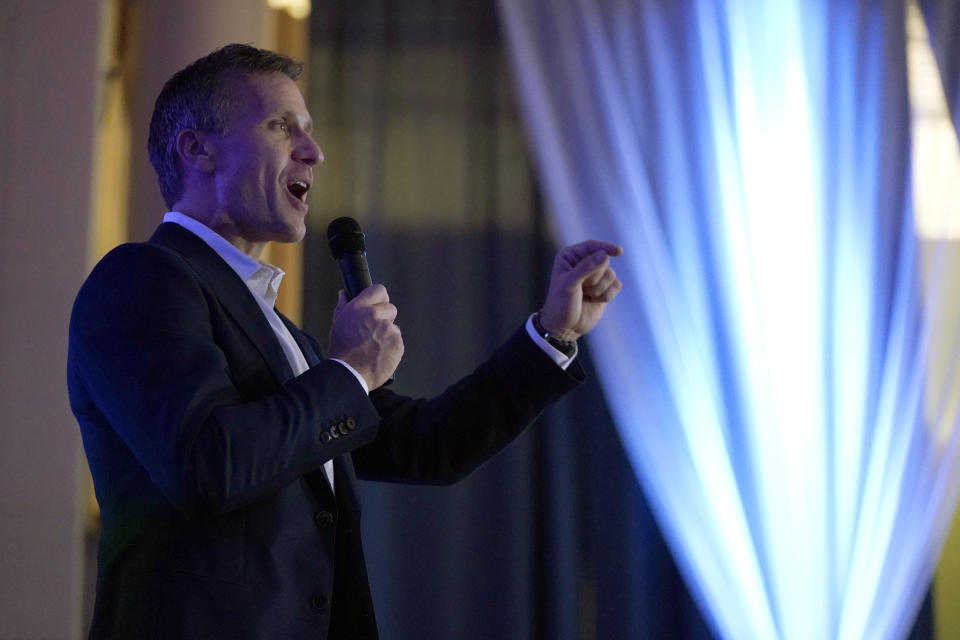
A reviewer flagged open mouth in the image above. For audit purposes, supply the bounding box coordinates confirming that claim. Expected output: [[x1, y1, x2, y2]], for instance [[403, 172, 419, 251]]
[[287, 180, 310, 203]]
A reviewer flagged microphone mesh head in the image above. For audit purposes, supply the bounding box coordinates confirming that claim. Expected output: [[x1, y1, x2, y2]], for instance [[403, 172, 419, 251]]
[[327, 217, 366, 258]]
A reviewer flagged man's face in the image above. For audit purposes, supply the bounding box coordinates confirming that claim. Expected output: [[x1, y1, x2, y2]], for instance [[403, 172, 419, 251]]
[[210, 72, 322, 252]]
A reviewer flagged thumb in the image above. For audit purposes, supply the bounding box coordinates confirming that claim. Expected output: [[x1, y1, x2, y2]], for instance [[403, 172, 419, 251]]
[[335, 290, 348, 310]]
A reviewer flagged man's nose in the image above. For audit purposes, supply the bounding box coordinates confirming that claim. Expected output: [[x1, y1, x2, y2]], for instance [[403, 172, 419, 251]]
[[296, 135, 323, 166]]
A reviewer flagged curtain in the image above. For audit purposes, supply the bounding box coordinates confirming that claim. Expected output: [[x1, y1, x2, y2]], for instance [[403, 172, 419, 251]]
[[500, 0, 956, 638], [919, 0, 960, 142], [304, 1, 712, 638]]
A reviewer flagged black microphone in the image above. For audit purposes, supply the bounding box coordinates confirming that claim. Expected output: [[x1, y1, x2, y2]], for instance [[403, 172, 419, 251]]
[[327, 217, 372, 300], [327, 217, 395, 385]]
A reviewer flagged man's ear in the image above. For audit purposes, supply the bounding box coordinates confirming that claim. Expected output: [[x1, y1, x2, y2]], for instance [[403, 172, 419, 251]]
[[175, 129, 217, 173]]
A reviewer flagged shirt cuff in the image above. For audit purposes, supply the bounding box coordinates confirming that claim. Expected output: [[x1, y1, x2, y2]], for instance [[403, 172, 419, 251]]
[[329, 358, 370, 395], [525, 314, 577, 370]]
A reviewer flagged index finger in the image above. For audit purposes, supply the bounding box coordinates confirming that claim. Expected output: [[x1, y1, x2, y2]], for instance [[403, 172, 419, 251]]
[[565, 239, 624, 260], [351, 283, 390, 305]]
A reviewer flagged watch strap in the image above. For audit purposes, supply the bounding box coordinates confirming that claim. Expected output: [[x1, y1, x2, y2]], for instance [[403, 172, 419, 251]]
[[532, 313, 577, 357]]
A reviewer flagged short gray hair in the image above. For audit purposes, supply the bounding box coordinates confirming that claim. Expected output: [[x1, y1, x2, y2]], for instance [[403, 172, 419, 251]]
[[147, 43, 303, 208]]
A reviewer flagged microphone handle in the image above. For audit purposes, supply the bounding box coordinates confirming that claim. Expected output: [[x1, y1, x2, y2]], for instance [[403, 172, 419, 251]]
[[337, 252, 372, 300]]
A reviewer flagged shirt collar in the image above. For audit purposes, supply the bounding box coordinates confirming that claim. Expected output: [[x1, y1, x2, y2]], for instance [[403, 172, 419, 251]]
[[163, 211, 286, 307]]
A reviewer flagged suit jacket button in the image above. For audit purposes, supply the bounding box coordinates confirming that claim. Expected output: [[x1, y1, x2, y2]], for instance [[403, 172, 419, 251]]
[[314, 511, 335, 528], [311, 594, 329, 610]]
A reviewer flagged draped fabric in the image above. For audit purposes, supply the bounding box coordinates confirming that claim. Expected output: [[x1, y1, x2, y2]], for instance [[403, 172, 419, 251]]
[[918, 0, 960, 143], [304, 1, 713, 637], [499, 0, 957, 638]]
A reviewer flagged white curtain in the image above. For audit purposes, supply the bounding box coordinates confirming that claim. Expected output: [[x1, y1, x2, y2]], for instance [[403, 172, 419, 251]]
[[499, 0, 960, 638]]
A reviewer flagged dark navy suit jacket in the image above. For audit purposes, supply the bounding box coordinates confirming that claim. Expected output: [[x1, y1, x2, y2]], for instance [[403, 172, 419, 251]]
[[68, 222, 583, 639]]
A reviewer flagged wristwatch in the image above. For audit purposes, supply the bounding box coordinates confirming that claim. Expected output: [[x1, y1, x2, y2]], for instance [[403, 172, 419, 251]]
[[532, 313, 577, 357]]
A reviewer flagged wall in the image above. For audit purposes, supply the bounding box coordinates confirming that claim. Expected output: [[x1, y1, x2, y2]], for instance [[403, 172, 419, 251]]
[[0, 1, 103, 637]]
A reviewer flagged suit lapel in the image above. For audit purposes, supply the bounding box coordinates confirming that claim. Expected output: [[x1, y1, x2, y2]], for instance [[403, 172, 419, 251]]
[[151, 223, 354, 506], [149, 222, 295, 384], [279, 313, 323, 368]]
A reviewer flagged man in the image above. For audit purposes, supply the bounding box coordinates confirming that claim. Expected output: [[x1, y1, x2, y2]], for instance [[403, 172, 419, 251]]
[[68, 44, 621, 639]]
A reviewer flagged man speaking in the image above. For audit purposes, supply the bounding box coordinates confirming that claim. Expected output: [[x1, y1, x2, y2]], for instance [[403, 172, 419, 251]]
[[68, 44, 621, 639]]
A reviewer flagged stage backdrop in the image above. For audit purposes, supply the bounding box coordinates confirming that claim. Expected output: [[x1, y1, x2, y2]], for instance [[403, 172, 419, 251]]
[[302, 1, 711, 638], [499, 0, 954, 638], [303, 0, 938, 638]]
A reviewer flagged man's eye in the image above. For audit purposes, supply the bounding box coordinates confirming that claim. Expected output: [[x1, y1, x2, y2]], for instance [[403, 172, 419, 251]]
[[275, 121, 289, 133]]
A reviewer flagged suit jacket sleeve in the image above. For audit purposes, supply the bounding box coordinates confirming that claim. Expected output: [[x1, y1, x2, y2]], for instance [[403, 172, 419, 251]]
[[69, 241, 381, 518], [351, 325, 585, 485]]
